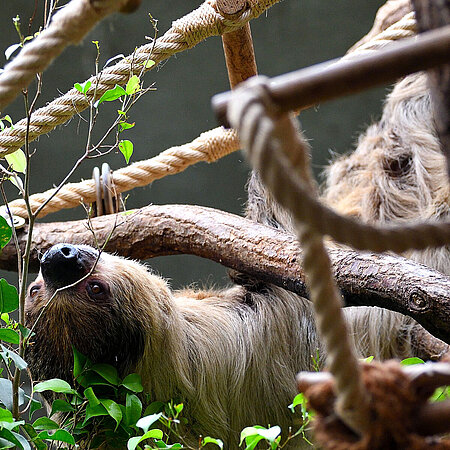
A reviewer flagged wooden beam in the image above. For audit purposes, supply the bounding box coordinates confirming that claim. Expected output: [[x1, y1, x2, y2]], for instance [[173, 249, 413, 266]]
[[212, 26, 450, 126]]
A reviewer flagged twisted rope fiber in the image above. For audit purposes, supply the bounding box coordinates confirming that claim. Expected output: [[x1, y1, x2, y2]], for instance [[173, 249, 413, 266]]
[[343, 11, 416, 61], [0, 0, 280, 156], [0, 0, 130, 113], [227, 80, 371, 433], [7, 127, 239, 218]]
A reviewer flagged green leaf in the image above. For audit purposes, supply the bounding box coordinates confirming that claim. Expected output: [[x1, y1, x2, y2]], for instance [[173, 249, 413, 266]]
[[5, 149, 26, 174], [0, 408, 12, 422], [83, 403, 107, 424], [38, 429, 75, 445], [1, 116, 13, 127], [121, 373, 143, 393], [76, 371, 113, 389], [119, 121, 135, 132], [240, 426, 281, 447], [91, 363, 120, 385], [0, 219, 11, 251], [0, 279, 18, 313], [0, 314, 9, 325], [202, 437, 224, 449], [145, 60, 155, 69], [95, 85, 126, 107], [126, 75, 140, 95], [32, 417, 59, 431], [0, 329, 19, 345], [50, 398, 74, 416], [136, 413, 162, 433], [18, 324, 33, 340], [154, 442, 182, 449], [74, 80, 91, 95], [362, 356, 374, 363], [127, 430, 164, 450], [431, 386, 450, 402], [73, 346, 89, 379], [119, 140, 133, 164], [100, 399, 122, 430], [84, 387, 100, 407], [144, 402, 165, 416], [288, 393, 306, 413], [34, 379, 75, 394], [0, 379, 24, 410], [125, 393, 142, 426], [400, 357, 425, 366], [0, 427, 28, 449], [27, 394, 42, 419], [21, 424, 46, 450], [0, 344, 27, 370]]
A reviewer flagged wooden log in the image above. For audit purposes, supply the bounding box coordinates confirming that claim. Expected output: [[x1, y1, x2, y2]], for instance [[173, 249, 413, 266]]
[[2, 204, 450, 344]]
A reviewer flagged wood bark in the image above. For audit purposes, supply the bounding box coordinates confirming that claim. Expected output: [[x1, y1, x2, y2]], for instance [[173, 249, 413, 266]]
[[2, 204, 450, 344]]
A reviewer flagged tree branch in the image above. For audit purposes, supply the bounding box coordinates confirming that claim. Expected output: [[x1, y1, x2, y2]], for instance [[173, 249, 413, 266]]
[[3, 204, 450, 343]]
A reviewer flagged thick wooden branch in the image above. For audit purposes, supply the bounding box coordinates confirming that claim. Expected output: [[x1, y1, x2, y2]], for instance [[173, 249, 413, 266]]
[[2, 204, 450, 343]]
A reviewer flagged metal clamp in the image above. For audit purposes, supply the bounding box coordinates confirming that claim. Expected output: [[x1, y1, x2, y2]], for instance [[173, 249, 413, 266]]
[[91, 163, 122, 217]]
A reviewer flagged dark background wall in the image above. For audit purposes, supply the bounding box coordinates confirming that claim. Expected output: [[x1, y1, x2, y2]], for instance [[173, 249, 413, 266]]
[[1, 0, 386, 289]]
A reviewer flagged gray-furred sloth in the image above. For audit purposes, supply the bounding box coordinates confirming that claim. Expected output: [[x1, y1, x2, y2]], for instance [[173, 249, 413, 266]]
[[25, 73, 448, 448]]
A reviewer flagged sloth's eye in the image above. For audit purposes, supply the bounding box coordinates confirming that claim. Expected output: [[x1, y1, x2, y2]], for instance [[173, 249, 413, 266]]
[[86, 281, 108, 300], [29, 285, 41, 298]]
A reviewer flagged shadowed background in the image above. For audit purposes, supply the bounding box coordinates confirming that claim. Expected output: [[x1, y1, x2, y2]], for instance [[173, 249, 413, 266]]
[[1, 0, 386, 288]]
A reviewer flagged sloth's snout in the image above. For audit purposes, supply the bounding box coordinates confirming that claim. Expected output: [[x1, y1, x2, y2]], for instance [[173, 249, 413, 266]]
[[40, 244, 97, 289]]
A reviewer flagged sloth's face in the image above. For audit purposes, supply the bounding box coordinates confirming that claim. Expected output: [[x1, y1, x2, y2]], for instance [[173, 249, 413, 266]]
[[24, 244, 171, 379], [26, 244, 111, 311]]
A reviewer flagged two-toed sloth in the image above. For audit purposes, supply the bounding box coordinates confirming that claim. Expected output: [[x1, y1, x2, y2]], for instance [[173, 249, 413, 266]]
[[25, 73, 449, 448]]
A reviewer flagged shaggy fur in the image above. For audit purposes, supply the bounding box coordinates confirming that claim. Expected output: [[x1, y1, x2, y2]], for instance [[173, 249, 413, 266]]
[[25, 73, 448, 449]]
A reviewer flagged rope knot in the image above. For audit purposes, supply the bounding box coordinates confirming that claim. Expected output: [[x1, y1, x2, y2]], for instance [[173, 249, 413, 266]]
[[172, 1, 225, 49], [299, 361, 450, 449]]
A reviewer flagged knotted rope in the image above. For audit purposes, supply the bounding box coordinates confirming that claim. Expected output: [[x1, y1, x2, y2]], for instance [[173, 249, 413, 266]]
[[0, 0, 280, 157], [4, 10, 421, 220], [0, 0, 135, 113], [225, 76, 450, 433], [298, 361, 450, 449]]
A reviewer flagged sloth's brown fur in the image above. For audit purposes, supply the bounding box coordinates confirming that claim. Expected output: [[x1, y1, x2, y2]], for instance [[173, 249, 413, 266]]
[[25, 73, 448, 448]]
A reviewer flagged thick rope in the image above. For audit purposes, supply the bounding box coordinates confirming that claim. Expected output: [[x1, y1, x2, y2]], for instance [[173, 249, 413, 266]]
[[0, 0, 280, 157], [7, 127, 238, 218], [343, 12, 416, 61], [226, 79, 371, 433], [0, 0, 130, 113]]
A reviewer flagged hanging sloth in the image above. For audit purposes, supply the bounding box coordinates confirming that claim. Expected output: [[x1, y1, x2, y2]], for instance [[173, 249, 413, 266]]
[[24, 73, 449, 448]]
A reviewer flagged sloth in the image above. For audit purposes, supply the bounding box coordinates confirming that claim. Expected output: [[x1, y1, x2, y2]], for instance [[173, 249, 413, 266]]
[[24, 73, 449, 448]]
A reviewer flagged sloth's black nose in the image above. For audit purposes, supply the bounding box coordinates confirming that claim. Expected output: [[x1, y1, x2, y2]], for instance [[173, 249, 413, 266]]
[[40, 244, 96, 290]]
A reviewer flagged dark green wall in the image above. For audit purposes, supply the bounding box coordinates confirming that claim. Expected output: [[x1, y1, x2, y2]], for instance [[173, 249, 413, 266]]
[[1, 0, 386, 288]]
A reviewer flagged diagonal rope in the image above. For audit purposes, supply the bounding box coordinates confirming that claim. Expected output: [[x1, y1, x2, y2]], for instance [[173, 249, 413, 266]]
[[6, 127, 239, 218], [0, 0, 132, 113]]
